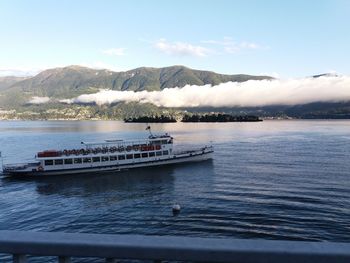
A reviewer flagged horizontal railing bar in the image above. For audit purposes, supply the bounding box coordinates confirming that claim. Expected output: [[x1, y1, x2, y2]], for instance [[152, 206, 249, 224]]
[[0, 231, 349, 263]]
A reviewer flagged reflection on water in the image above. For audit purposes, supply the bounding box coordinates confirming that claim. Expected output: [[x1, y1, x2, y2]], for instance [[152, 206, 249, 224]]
[[35, 166, 176, 197], [0, 120, 350, 246]]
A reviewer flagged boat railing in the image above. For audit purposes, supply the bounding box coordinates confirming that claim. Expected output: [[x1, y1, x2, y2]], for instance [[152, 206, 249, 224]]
[[82, 135, 172, 147], [37, 143, 169, 158], [0, 230, 349, 263], [205, 145, 214, 150], [3, 162, 39, 171], [173, 145, 213, 156], [37, 145, 167, 158]]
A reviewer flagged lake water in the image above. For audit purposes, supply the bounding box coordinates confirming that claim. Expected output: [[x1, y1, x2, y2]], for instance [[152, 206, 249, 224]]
[[0, 120, 350, 260]]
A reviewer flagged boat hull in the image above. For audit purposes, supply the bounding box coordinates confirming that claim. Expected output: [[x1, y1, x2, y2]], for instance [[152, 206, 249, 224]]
[[3, 150, 213, 177]]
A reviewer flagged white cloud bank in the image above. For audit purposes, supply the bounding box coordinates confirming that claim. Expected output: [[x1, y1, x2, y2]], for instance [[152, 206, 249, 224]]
[[60, 75, 350, 108], [155, 39, 210, 57], [0, 67, 45, 77], [201, 37, 268, 54], [28, 96, 51, 104], [202, 37, 264, 54], [102, 48, 126, 56]]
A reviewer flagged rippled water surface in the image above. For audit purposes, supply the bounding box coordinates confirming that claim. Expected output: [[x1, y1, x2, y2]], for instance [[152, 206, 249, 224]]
[[0, 120, 350, 248]]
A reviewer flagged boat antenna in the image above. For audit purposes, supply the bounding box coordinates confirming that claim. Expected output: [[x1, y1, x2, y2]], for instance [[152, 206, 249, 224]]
[[146, 124, 153, 137]]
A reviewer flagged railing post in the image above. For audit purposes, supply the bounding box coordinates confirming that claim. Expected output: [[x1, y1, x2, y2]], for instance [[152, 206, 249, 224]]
[[58, 256, 71, 263], [13, 254, 27, 263]]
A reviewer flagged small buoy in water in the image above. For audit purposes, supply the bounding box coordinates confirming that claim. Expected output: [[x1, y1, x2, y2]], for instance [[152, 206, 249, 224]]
[[172, 204, 181, 215]]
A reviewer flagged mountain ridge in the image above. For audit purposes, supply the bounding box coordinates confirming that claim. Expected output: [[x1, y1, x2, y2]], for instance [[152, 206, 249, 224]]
[[0, 65, 273, 108], [0, 76, 29, 91]]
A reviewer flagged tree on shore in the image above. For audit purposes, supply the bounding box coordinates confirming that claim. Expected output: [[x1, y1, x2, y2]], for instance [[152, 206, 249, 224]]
[[181, 113, 262, 122], [124, 115, 177, 123]]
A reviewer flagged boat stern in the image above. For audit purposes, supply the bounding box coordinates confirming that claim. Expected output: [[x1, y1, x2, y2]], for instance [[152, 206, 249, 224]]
[[2, 162, 41, 176]]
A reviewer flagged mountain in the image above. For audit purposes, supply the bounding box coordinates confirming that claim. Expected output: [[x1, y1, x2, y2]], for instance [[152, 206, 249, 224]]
[[0, 76, 29, 91], [188, 101, 350, 119], [1, 65, 271, 95], [0, 65, 272, 108], [312, 73, 339, 78]]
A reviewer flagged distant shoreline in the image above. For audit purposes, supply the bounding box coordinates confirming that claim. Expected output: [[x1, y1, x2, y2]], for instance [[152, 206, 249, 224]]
[[2, 117, 350, 121]]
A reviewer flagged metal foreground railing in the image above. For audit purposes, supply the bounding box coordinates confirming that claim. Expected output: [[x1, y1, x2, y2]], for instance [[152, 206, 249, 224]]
[[0, 231, 350, 263]]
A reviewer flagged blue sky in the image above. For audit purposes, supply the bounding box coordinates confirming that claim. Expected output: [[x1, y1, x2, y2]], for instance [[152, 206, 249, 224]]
[[0, 0, 349, 77]]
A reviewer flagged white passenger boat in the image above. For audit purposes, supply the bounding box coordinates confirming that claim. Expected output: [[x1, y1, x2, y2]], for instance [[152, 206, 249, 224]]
[[1, 130, 213, 177]]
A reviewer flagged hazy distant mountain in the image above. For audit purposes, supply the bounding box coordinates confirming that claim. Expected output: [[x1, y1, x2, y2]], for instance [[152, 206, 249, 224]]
[[312, 73, 339, 78], [0, 76, 29, 91], [190, 101, 350, 119]]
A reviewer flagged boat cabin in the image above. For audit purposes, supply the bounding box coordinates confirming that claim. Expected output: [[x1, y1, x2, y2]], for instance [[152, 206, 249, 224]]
[[36, 134, 174, 170]]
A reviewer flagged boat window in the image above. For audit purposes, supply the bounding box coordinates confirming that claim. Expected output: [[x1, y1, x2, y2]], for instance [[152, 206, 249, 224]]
[[45, 160, 53, 166], [149, 152, 155, 157], [64, 159, 73, 165], [118, 155, 125, 160], [161, 140, 167, 144], [92, 157, 100, 162], [134, 153, 141, 159], [162, 150, 169, 155], [83, 158, 92, 163], [74, 158, 82, 164], [55, 159, 63, 165], [156, 151, 162, 156], [126, 154, 133, 160], [141, 153, 148, 158], [101, 156, 109, 162], [110, 156, 117, 161]]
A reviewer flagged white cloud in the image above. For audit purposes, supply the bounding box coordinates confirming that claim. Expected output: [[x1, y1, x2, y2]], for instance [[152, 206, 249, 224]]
[[202, 37, 263, 54], [60, 75, 350, 108], [58, 98, 73, 104], [0, 67, 41, 77], [0, 63, 69, 77], [28, 96, 51, 104], [155, 39, 211, 57], [102, 48, 126, 56]]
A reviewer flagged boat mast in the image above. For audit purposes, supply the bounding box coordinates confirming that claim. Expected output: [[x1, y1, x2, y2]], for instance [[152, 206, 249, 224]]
[[146, 124, 153, 137]]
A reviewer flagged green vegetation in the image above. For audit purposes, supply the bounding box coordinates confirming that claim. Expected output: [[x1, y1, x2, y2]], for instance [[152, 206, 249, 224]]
[[0, 76, 29, 91], [181, 113, 262, 122], [0, 102, 182, 121], [124, 115, 177, 123], [122, 113, 263, 123]]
